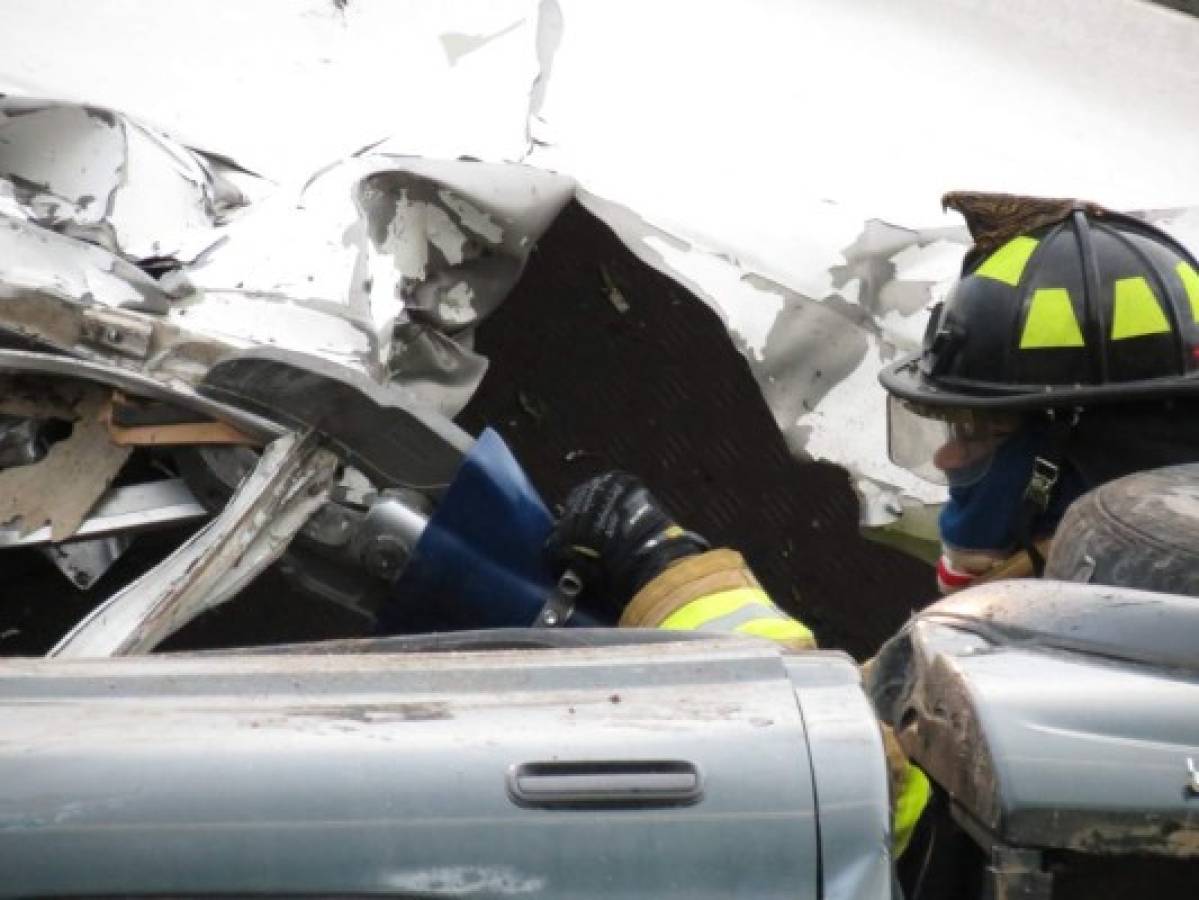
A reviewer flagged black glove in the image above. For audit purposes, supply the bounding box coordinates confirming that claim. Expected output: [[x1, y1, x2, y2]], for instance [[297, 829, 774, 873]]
[[546, 471, 710, 614]]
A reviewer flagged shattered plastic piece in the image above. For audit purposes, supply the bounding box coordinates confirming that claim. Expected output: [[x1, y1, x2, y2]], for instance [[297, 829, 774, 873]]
[[51, 431, 337, 657], [0, 387, 131, 541], [41, 534, 133, 590]]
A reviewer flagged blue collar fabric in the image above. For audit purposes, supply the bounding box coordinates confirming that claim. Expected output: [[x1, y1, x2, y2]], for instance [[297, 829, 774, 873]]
[[938, 427, 1085, 554]]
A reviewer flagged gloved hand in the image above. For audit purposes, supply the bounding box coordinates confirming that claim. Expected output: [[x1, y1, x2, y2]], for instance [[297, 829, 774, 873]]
[[546, 471, 710, 614]]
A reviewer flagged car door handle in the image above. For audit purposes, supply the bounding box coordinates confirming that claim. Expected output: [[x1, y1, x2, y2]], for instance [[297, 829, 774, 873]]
[[507, 760, 703, 808]]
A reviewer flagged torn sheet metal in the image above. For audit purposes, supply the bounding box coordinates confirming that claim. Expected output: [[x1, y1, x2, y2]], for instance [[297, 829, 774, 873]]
[[41, 534, 132, 590], [51, 431, 338, 657], [0, 98, 245, 261], [184, 155, 574, 399], [0, 478, 207, 549], [0, 109, 577, 415], [0, 206, 170, 312], [575, 193, 959, 522], [869, 579, 1199, 857], [0, 386, 131, 541]]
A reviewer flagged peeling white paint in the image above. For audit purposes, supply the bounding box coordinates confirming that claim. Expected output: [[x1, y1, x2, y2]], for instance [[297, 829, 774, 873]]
[[888, 240, 966, 285], [438, 282, 477, 325], [877, 308, 930, 354], [643, 235, 784, 362], [837, 277, 862, 306], [389, 191, 431, 281], [794, 342, 946, 518], [438, 189, 505, 244], [424, 203, 469, 266]]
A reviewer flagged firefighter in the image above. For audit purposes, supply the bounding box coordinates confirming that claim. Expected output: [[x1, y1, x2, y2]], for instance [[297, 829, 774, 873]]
[[545, 470, 930, 858], [543, 194, 1199, 859], [880, 192, 1199, 592]]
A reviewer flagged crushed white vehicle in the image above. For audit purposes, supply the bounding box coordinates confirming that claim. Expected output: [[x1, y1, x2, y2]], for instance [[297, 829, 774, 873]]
[[0, 97, 1197, 899], [2, 1, 1199, 896]]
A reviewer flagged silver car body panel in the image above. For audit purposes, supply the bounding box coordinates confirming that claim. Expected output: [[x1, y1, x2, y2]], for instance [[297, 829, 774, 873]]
[[870, 579, 1199, 857], [0, 639, 892, 898]]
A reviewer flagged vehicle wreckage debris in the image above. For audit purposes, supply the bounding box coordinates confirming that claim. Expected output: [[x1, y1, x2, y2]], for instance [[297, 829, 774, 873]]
[[199, 347, 474, 493], [0, 478, 208, 550], [0, 348, 285, 443], [103, 392, 261, 447], [42, 534, 133, 590], [0, 385, 131, 542], [50, 430, 337, 657]]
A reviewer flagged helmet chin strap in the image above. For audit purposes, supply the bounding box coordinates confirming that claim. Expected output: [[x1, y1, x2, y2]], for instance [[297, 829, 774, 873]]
[[1012, 410, 1079, 575]]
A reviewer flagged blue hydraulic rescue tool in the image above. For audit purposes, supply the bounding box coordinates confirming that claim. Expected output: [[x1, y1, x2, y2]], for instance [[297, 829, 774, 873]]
[[390, 427, 597, 630], [200, 347, 595, 629]]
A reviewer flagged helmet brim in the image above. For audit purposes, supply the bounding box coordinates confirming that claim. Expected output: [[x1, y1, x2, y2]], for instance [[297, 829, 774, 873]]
[[879, 351, 1199, 412]]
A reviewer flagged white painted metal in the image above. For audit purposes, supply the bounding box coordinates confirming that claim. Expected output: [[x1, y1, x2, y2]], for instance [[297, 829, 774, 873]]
[[2, 0, 1196, 521]]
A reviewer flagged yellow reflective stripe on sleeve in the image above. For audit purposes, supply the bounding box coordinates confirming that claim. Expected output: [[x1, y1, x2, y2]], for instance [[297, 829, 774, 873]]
[[1177, 261, 1199, 324], [1111, 276, 1170, 340], [1019, 288, 1085, 349], [975, 236, 1039, 286], [734, 617, 815, 645], [658, 587, 771, 631], [893, 763, 932, 859]]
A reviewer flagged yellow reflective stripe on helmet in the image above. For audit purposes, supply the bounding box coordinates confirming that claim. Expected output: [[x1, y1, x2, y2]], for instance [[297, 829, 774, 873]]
[[1177, 261, 1199, 324], [658, 587, 772, 631], [975, 235, 1039, 287], [1111, 276, 1170, 340], [893, 763, 932, 858], [1019, 288, 1085, 349], [733, 616, 815, 645]]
